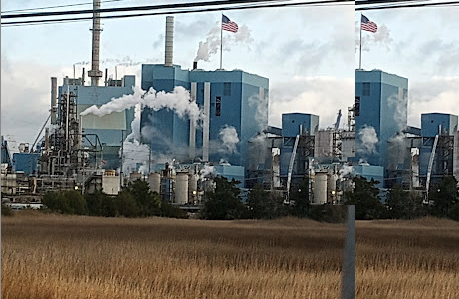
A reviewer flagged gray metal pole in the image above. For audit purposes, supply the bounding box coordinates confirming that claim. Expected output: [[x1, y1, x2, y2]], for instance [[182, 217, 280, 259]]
[[341, 205, 355, 299]]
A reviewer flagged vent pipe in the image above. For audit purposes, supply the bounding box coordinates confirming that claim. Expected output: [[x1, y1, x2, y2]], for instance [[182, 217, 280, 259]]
[[165, 16, 174, 67], [50, 77, 58, 125], [193, 61, 198, 70], [88, 0, 103, 86], [82, 67, 85, 85]]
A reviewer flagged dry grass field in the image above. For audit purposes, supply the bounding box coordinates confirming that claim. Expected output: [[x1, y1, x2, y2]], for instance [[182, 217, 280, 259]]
[[356, 217, 459, 299], [2, 212, 346, 299]]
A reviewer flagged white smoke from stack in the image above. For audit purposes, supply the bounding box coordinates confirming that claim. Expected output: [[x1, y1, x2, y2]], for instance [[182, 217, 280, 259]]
[[80, 86, 201, 125], [387, 92, 407, 132], [218, 125, 239, 154], [355, 22, 393, 52], [194, 24, 253, 63], [339, 164, 354, 180], [122, 106, 150, 175], [200, 164, 215, 179], [357, 125, 378, 154], [248, 92, 268, 132]]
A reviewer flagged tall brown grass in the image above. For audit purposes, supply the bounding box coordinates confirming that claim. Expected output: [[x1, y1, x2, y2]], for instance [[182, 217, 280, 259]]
[[2, 213, 345, 299], [356, 217, 459, 299]]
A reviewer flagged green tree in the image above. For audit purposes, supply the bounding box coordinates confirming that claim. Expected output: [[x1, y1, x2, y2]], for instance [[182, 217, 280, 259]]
[[201, 176, 246, 220], [115, 190, 140, 217], [1, 202, 13, 216], [386, 184, 425, 219], [126, 179, 161, 216], [289, 176, 310, 218], [64, 191, 87, 215], [247, 184, 285, 219], [344, 176, 385, 220], [159, 200, 188, 219], [428, 176, 459, 218]]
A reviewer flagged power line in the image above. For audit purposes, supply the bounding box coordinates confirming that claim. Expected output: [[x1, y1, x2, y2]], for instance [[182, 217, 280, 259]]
[[1, 0, 350, 19], [1, 0, 126, 14], [2, 0, 353, 27], [356, 0, 459, 10]]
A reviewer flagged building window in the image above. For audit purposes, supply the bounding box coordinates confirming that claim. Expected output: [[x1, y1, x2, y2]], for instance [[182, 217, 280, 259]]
[[362, 83, 370, 96], [224, 82, 231, 96], [355, 96, 360, 116], [216, 97, 221, 116]]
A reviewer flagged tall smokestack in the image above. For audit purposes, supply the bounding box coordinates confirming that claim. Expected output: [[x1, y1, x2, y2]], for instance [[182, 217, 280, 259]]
[[165, 16, 174, 67], [50, 77, 57, 125], [88, 0, 103, 86]]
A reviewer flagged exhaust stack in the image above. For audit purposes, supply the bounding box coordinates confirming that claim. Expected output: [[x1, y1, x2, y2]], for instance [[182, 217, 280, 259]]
[[165, 16, 174, 67], [88, 0, 103, 86], [50, 77, 58, 125]]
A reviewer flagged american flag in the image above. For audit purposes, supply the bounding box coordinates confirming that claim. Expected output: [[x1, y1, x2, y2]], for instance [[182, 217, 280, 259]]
[[222, 14, 238, 33], [361, 15, 377, 33]]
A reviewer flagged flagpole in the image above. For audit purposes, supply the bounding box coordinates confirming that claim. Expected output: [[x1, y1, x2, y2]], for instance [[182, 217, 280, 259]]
[[359, 12, 362, 70], [220, 13, 223, 70]]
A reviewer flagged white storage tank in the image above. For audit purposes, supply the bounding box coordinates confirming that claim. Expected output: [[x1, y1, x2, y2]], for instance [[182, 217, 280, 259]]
[[148, 173, 161, 194], [175, 173, 189, 205], [314, 173, 328, 204]]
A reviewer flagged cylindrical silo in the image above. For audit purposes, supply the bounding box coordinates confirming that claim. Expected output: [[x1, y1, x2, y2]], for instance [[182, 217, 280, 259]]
[[314, 173, 328, 204], [175, 173, 188, 205], [165, 16, 174, 67], [148, 172, 161, 194], [129, 171, 142, 182]]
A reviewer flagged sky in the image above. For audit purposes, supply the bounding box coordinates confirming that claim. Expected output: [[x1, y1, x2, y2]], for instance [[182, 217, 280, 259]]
[[1, 0, 354, 144], [355, 4, 459, 128]]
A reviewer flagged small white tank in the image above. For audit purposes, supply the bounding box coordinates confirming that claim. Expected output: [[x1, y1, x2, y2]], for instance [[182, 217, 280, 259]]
[[314, 173, 328, 204], [175, 173, 189, 205], [148, 173, 161, 194]]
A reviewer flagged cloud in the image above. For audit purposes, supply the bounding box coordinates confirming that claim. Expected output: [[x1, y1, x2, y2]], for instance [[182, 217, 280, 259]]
[[269, 76, 354, 129], [408, 76, 459, 127], [1, 54, 68, 143]]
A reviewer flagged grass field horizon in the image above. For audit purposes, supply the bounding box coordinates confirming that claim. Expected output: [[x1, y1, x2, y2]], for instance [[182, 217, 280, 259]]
[[2, 212, 346, 299], [356, 217, 459, 299]]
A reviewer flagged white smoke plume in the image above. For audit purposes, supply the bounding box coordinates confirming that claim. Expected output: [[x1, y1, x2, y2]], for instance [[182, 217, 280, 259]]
[[218, 125, 239, 154], [358, 159, 370, 166], [387, 92, 407, 131], [248, 93, 269, 131], [194, 24, 253, 62], [355, 22, 393, 52], [357, 125, 378, 154], [200, 164, 215, 179], [339, 164, 354, 180], [80, 86, 201, 125]]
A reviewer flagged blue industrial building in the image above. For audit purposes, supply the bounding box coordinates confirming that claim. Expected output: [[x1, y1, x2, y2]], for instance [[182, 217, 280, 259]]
[[419, 113, 458, 180], [58, 76, 136, 170], [279, 113, 319, 178], [353, 164, 384, 189], [355, 69, 408, 173], [140, 64, 269, 171], [12, 153, 40, 175]]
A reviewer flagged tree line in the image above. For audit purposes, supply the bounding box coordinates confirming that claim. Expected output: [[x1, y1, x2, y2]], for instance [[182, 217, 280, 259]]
[[345, 175, 459, 221], [42, 180, 187, 218]]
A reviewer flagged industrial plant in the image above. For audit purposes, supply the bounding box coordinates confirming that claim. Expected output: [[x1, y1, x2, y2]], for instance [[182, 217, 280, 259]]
[[2, 1, 458, 213]]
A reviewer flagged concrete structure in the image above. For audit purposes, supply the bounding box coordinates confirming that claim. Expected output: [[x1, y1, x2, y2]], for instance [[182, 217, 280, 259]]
[[140, 64, 269, 170], [355, 69, 408, 169]]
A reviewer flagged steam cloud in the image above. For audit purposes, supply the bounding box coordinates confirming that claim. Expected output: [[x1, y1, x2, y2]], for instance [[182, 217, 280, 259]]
[[80, 86, 201, 125], [355, 22, 393, 52], [200, 164, 215, 179], [339, 164, 354, 180], [194, 24, 253, 62], [218, 125, 239, 154], [357, 125, 378, 155]]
